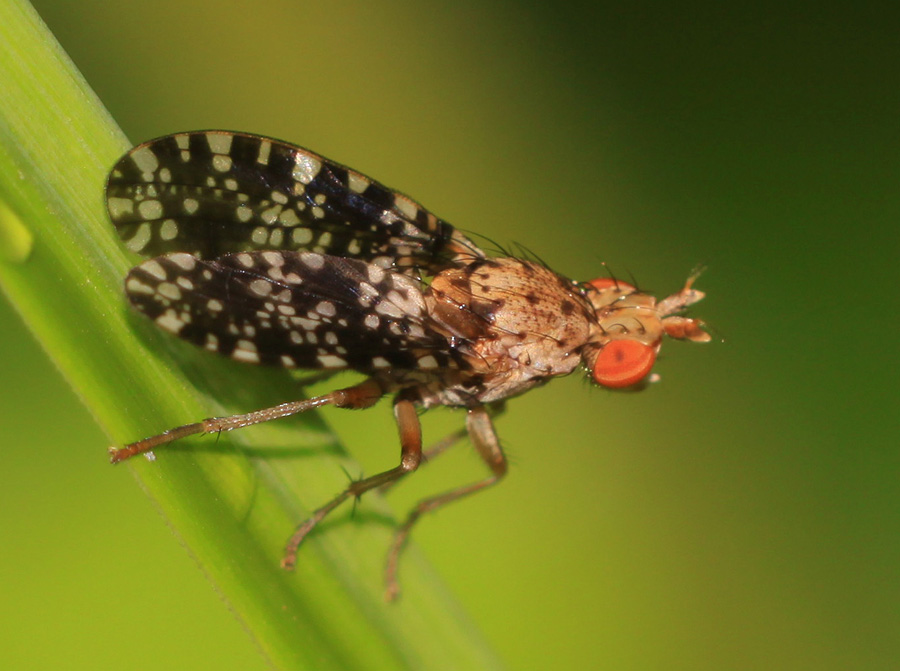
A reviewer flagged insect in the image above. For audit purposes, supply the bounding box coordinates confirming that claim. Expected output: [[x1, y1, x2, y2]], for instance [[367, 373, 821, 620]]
[[106, 131, 710, 599]]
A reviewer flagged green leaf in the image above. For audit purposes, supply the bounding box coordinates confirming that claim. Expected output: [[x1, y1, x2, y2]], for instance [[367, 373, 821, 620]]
[[0, 1, 500, 668]]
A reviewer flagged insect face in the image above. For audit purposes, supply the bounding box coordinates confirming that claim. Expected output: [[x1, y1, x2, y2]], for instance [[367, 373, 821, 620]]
[[581, 276, 711, 389]]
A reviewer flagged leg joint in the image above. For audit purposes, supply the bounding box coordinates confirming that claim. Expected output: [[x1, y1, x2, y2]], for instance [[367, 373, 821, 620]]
[[333, 378, 384, 409], [400, 450, 422, 473]]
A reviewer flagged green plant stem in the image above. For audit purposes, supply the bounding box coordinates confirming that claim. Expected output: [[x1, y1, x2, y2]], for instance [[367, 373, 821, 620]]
[[0, 1, 500, 668]]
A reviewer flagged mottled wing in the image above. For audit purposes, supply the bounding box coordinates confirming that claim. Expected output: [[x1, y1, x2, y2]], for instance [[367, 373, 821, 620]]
[[107, 131, 483, 274], [125, 250, 457, 373]]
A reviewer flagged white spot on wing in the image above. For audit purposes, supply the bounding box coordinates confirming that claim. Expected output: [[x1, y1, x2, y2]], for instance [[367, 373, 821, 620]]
[[300, 253, 324, 269], [125, 223, 151, 252], [249, 279, 272, 296], [212, 155, 233, 172], [138, 200, 163, 220], [257, 140, 271, 165], [131, 146, 159, 174], [356, 282, 379, 306], [233, 339, 260, 363], [417, 355, 438, 369], [169, 253, 196, 271], [155, 310, 185, 333], [269, 228, 284, 246], [291, 317, 319, 331], [207, 133, 233, 155], [375, 300, 403, 319], [261, 251, 285, 266], [315, 301, 336, 317], [141, 260, 167, 280], [251, 226, 268, 245], [279, 209, 300, 226], [394, 195, 419, 220], [236, 205, 253, 222], [107, 197, 134, 219], [125, 277, 155, 296], [293, 153, 322, 184], [347, 172, 370, 193], [157, 282, 181, 300], [260, 205, 281, 225], [317, 354, 346, 368], [159, 219, 178, 240]]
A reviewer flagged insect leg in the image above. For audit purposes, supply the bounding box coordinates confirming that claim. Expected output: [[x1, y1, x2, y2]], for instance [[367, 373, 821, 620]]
[[376, 428, 465, 497], [108, 378, 384, 463], [281, 396, 424, 569], [379, 400, 506, 494], [383, 404, 508, 601]]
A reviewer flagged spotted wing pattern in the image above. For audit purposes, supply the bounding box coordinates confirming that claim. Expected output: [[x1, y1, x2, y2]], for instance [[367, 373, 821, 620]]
[[106, 131, 483, 274], [125, 250, 460, 373]]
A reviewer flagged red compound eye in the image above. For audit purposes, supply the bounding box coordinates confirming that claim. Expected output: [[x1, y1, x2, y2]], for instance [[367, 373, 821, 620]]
[[588, 278, 636, 292], [592, 339, 658, 388]]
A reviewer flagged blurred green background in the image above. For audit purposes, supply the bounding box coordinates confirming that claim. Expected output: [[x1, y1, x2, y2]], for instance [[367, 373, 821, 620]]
[[2, 1, 897, 669]]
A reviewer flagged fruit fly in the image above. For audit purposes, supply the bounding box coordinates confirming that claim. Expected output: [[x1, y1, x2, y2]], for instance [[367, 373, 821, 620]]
[[106, 131, 710, 599]]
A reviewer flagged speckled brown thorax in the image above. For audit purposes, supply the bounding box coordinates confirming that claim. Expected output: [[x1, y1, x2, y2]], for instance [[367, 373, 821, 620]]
[[423, 258, 595, 405]]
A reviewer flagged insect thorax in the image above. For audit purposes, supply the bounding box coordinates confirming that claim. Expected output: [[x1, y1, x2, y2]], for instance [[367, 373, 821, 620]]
[[413, 257, 593, 406]]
